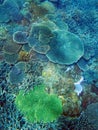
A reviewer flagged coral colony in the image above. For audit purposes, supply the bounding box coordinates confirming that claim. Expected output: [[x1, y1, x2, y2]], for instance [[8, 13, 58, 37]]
[[0, 0, 98, 129]]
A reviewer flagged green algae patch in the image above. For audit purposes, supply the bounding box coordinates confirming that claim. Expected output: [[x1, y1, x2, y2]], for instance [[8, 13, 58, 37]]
[[15, 85, 63, 123]]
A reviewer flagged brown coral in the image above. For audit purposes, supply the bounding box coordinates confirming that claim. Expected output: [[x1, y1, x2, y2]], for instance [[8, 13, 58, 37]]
[[29, 2, 48, 21], [18, 50, 30, 62], [55, 78, 82, 117], [63, 92, 81, 117]]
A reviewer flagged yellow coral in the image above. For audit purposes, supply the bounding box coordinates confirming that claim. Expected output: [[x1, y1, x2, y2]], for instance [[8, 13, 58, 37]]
[[18, 50, 30, 62]]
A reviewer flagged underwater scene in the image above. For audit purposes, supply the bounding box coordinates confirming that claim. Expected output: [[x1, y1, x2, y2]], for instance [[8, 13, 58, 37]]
[[0, 0, 98, 130]]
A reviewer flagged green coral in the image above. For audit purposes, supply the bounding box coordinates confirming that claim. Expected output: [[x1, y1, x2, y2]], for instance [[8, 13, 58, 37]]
[[15, 85, 63, 123], [0, 25, 7, 40]]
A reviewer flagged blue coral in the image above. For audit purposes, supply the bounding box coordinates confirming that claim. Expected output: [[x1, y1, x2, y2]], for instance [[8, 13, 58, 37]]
[[9, 66, 25, 84], [13, 31, 28, 44], [83, 69, 98, 87], [28, 21, 84, 65], [46, 30, 84, 65], [0, 0, 23, 23]]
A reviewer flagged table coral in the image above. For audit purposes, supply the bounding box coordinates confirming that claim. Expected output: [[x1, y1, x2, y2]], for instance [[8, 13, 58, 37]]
[[13, 31, 28, 44], [46, 30, 84, 65], [9, 66, 25, 85], [28, 19, 84, 65], [28, 23, 53, 54], [4, 53, 18, 64], [40, 1, 56, 13], [3, 39, 22, 54], [0, 6, 10, 23]]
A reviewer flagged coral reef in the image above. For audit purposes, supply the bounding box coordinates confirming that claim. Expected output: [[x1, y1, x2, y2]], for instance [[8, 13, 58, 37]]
[[15, 85, 63, 123], [28, 22, 53, 54], [9, 66, 25, 85], [46, 30, 84, 65], [3, 39, 22, 54], [75, 103, 98, 130], [0, 0, 23, 23], [4, 53, 18, 64], [42, 62, 82, 117], [13, 31, 28, 44], [0, 0, 98, 129], [42, 62, 60, 87], [18, 50, 30, 62], [28, 19, 84, 64]]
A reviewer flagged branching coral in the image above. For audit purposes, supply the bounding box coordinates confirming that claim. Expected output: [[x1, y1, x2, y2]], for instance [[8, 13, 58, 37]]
[[15, 85, 63, 123]]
